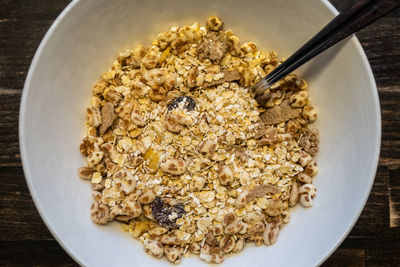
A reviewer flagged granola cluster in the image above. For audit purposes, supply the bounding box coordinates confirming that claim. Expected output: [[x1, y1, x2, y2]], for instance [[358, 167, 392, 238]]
[[79, 16, 320, 264]]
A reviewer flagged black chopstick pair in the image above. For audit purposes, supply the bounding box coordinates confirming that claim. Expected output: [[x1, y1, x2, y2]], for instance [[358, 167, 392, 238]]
[[253, 0, 400, 102]]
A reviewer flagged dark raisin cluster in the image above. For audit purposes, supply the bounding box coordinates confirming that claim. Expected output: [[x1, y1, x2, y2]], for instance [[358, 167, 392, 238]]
[[151, 197, 185, 228], [167, 96, 196, 111]]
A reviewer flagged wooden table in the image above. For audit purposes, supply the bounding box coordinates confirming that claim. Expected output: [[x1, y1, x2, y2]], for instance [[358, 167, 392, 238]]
[[0, 0, 399, 266]]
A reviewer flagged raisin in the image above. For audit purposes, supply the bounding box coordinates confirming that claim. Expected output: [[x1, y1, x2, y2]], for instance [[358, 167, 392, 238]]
[[151, 197, 185, 228], [167, 96, 196, 111]]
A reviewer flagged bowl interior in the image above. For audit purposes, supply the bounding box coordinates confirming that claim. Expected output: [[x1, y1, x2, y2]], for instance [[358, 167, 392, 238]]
[[20, 0, 380, 266]]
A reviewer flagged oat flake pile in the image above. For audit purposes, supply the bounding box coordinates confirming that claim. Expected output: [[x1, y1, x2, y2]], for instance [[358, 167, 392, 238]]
[[79, 16, 320, 264]]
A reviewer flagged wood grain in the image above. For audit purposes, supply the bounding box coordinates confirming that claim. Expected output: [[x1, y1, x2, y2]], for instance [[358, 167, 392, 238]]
[[0, 0, 399, 266]]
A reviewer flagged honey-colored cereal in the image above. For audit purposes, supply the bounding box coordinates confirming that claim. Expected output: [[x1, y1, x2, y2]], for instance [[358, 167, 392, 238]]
[[78, 16, 320, 264]]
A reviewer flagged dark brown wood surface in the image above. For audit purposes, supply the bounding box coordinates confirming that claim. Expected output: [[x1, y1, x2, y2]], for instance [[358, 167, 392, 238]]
[[0, 0, 399, 266]]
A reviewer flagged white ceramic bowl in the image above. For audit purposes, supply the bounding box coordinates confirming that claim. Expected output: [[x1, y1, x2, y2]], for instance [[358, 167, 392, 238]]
[[20, 0, 381, 266]]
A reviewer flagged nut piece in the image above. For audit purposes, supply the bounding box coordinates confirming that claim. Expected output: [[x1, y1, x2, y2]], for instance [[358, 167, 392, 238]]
[[263, 223, 281, 246], [99, 102, 115, 135], [218, 165, 234, 185], [299, 127, 320, 156], [160, 157, 186, 175], [246, 184, 280, 202], [197, 31, 230, 64], [206, 16, 223, 31], [104, 87, 122, 105], [260, 99, 301, 125], [255, 89, 284, 107], [78, 167, 93, 180], [143, 239, 164, 258], [241, 68, 253, 87], [90, 202, 110, 225]]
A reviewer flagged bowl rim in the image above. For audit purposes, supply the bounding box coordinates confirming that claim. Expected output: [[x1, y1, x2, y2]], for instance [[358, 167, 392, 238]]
[[19, 0, 381, 266]]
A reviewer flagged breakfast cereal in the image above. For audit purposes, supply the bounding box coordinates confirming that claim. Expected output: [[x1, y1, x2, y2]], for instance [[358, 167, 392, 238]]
[[79, 16, 320, 264]]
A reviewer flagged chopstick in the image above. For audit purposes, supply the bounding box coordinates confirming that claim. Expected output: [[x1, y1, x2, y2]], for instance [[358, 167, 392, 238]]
[[253, 0, 400, 105]]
